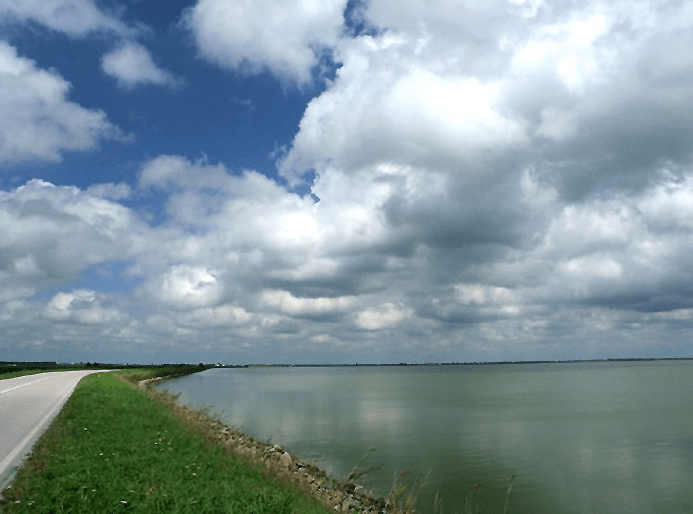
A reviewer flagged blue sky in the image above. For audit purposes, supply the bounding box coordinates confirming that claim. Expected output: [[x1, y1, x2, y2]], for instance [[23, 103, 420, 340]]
[[2, 0, 693, 364]]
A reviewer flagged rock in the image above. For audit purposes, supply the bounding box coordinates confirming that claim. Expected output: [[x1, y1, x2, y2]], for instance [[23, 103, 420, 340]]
[[280, 451, 292, 468]]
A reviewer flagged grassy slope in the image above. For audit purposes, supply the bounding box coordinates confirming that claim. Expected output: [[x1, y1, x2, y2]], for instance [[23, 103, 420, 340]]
[[0, 365, 207, 381], [0, 370, 49, 380], [0, 369, 93, 380], [1, 371, 330, 514]]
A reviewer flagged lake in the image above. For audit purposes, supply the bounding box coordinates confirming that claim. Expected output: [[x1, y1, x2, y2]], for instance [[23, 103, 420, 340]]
[[156, 361, 693, 513]]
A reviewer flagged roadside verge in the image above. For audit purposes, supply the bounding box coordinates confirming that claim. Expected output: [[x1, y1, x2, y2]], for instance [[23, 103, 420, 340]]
[[0, 370, 106, 495]]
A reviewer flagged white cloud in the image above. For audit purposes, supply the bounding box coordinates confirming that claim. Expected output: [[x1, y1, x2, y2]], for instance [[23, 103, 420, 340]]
[[281, 34, 527, 182], [0, 0, 131, 37], [85, 183, 133, 201], [139, 154, 234, 192], [178, 304, 252, 328], [355, 303, 412, 331], [558, 255, 623, 283], [184, 0, 348, 83], [542, 204, 637, 256], [136, 154, 390, 272], [6, 0, 693, 363], [0, 179, 145, 301], [282, 0, 693, 196], [0, 42, 124, 164], [101, 42, 180, 89], [44, 289, 122, 324], [260, 289, 356, 318], [153, 265, 223, 310], [638, 173, 693, 230], [5, 157, 693, 361], [454, 284, 518, 307]]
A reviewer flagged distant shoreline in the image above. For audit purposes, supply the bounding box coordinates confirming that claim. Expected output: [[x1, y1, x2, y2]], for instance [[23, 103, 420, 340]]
[[3, 357, 691, 377], [213, 357, 693, 369]]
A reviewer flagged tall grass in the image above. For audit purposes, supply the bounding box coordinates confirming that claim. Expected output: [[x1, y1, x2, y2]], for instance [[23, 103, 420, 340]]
[[459, 474, 515, 514]]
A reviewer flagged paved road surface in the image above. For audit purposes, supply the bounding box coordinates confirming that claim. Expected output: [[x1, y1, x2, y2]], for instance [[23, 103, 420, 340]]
[[0, 370, 106, 493]]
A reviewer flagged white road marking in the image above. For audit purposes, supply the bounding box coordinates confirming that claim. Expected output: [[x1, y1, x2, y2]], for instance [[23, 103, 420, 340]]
[[0, 370, 107, 494], [0, 376, 50, 395]]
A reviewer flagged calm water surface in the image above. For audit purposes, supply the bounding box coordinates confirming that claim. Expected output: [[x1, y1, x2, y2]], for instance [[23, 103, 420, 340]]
[[157, 361, 693, 513]]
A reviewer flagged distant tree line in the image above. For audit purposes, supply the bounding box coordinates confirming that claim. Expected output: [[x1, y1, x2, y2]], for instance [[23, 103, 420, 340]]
[[0, 361, 211, 376]]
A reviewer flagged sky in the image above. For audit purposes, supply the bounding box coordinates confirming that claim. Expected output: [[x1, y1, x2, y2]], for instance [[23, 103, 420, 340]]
[[1, 0, 693, 365]]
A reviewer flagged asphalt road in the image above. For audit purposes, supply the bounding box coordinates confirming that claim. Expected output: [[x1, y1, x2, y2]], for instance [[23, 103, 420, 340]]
[[0, 370, 106, 493]]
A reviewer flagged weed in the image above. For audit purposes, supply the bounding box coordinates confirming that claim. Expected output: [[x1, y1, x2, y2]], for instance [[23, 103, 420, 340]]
[[463, 483, 481, 514], [503, 474, 515, 514], [386, 468, 431, 514], [460, 474, 516, 514], [432, 490, 443, 513], [346, 447, 382, 482]]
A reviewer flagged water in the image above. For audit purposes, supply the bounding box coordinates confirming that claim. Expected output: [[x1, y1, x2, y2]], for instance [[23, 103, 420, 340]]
[[156, 361, 693, 513]]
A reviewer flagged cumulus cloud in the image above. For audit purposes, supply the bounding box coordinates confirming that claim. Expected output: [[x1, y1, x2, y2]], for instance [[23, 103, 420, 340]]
[[133, 154, 398, 318], [153, 265, 223, 310], [101, 42, 180, 89], [486, 168, 693, 316], [355, 303, 413, 331], [5, 0, 693, 363], [178, 304, 252, 328], [280, 34, 527, 181], [260, 289, 356, 319], [0, 42, 125, 164], [637, 173, 693, 230], [184, 0, 348, 83], [5, 160, 693, 361], [0, 0, 130, 37], [44, 289, 122, 324], [0, 179, 145, 300], [284, 0, 693, 198], [139, 154, 235, 192]]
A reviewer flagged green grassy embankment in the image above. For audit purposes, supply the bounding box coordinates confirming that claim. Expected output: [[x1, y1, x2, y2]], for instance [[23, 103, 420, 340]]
[[0, 364, 207, 381], [0, 370, 50, 380], [1, 370, 331, 514]]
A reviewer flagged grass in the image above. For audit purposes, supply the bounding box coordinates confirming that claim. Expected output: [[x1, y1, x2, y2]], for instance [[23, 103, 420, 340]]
[[459, 475, 515, 514], [1, 370, 331, 514], [0, 364, 209, 381], [0, 370, 51, 380], [0, 368, 97, 380], [111, 365, 209, 384], [386, 469, 430, 514]]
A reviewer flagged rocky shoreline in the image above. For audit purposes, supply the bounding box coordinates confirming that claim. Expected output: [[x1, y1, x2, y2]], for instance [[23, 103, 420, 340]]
[[137, 377, 407, 513]]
